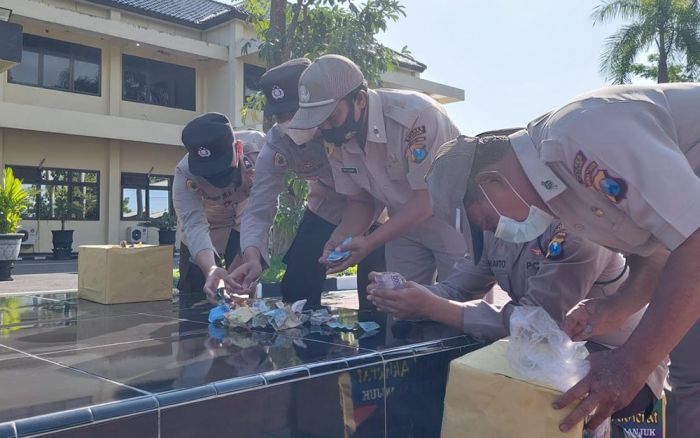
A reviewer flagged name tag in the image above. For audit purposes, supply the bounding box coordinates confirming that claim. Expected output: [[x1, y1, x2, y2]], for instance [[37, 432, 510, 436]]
[[341, 167, 358, 174]]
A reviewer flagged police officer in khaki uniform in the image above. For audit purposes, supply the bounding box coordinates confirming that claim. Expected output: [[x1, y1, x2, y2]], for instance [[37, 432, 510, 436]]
[[233, 58, 385, 308], [426, 83, 700, 436], [367, 221, 668, 419], [288, 55, 466, 284], [174, 112, 263, 303]]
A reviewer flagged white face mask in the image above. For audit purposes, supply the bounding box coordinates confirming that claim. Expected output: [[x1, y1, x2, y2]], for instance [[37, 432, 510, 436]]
[[494, 205, 554, 243], [278, 121, 317, 146], [480, 177, 554, 243]]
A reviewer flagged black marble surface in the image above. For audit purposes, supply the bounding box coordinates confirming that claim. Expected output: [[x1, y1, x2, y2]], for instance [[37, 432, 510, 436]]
[[0, 292, 482, 438]]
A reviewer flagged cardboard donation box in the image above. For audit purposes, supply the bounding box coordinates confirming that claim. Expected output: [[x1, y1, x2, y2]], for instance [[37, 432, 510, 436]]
[[442, 339, 584, 438], [78, 245, 172, 304]]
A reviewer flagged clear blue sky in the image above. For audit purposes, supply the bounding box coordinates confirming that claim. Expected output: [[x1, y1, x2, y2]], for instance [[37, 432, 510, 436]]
[[378, 0, 632, 134]]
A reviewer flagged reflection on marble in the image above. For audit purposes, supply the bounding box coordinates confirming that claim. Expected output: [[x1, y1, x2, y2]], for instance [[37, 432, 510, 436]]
[[0, 355, 145, 423], [0, 291, 482, 438]]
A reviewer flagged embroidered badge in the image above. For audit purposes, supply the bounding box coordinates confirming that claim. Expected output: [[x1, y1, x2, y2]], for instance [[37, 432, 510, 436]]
[[408, 144, 428, 163], [592, 169, 627, 203], [541, 180, 558, 191], [243, 156, 253, 170], [405, 126, 426, 143], [546, 231, 567, 259], [302, 160, 314, 172], [583, 161, 599, 186], [324, 142, 334, 157], [572, 151, 587, 184], [271, 85, 284, 100], [299, 85, 310, 103], [186, 179, 198, 192], [197, 147, 211, 158], [274, 152, 287, 167], [341, 167, 358, 174]]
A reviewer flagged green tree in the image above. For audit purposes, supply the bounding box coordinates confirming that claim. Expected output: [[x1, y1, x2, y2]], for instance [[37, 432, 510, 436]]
[[241, 0, 407, 261], [594, 0, 700, 83]]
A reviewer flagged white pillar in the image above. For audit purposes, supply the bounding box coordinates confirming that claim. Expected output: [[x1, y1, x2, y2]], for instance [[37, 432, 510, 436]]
[[106, 139, 121, 243]]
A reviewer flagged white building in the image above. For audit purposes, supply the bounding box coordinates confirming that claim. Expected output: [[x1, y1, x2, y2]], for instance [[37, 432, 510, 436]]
[[0, 0, 464, 254]]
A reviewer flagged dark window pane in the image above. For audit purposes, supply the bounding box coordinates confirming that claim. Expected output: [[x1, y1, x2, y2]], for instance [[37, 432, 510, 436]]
[[244, 63, 265, 103], [121, 173, 148, 187], [123, 55, 147, 103], [11, 166, 41, 184], [149, 189, 170, 218], [43, 52, 71, 90], [73, 59, 100, 95], [9, 49, 39, 85], [174, 66, 196, 111], [148, 60, 173, 107]]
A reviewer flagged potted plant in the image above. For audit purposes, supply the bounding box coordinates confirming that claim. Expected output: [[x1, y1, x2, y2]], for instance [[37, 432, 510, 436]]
[[0, 168, 31, 281], [139, 212, 177, 245], [51, 187, 77, 260]]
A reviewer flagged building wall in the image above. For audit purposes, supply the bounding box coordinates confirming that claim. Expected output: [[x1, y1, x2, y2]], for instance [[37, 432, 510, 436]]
[[2, 128, 185, 253], [0, 0, 463, 256]]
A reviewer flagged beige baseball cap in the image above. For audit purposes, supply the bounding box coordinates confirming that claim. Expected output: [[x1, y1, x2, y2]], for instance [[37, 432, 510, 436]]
[[289, 54, 366, 130], [426, 136, 484, 264]]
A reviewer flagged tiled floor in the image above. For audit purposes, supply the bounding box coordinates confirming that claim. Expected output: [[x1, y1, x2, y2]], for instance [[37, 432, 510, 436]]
[[0, 292, 481, 438]]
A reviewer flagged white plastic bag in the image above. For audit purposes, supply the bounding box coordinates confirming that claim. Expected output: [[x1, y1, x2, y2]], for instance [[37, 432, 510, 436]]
[[506, 306, 590, 392], [507, 306, 611, 437]]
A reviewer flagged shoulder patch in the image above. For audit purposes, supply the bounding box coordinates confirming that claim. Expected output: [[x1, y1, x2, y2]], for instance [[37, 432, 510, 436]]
[[405, 125, 426, 144], [186, 179, 198, 192], [274, 152, 287, 167], [582, 161, 627, 203], [572, 151, 587, 184], [546, 231, 567, 259], [408, 144, 428, 163]]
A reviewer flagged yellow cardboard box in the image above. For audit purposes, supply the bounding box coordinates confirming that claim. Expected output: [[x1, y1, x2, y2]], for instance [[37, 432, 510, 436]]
[[442, 339, 584, 437], [78, 245, 172, 304]]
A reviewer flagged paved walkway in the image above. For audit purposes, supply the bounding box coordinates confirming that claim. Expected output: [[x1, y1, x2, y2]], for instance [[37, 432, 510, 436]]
[[0, 259, 509, 309]]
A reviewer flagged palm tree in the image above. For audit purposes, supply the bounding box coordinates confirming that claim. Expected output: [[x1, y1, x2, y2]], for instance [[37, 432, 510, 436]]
[[594, 0, 700, 83]]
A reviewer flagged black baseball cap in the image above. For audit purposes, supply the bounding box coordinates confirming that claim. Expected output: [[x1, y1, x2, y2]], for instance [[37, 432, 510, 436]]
[[259, 58, 311, 117], [181, 112, 235, 177]]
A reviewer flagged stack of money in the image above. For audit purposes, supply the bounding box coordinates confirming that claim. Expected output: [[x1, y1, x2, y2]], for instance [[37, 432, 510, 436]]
[[373, 272, 406, 290]]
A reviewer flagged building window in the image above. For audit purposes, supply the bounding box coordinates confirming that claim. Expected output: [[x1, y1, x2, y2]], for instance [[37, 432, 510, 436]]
[[8, 165, 100, 221], [244, 63, 265, 103], [121, 173, 173, 220], [8, 34, 101, 96], [122, 55, 196, 111]]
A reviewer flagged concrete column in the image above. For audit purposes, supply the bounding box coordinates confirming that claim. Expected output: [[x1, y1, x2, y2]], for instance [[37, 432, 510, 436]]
[[0, 71, 6, 101], [0, 128, 4, 172], [106, 139, 121, 243], [108, 43, 122, 117]]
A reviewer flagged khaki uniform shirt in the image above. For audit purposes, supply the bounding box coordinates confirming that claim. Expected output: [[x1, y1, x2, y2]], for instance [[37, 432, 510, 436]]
[[173, 130, 263, 258], [429, 223, 666, 397], [510, 83, 700, 256], [329, 88, 461, 215], [239, 125, 347, 263]]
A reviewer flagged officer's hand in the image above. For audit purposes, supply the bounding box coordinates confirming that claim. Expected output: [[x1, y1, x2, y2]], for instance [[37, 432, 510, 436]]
[[563, 296, 629, 342], [323, 235, 374, 275], [203, 266, 229, 304], [226, 260, 262, 296], [554, 348, 646, 432], [367, 280, 433, 319]]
